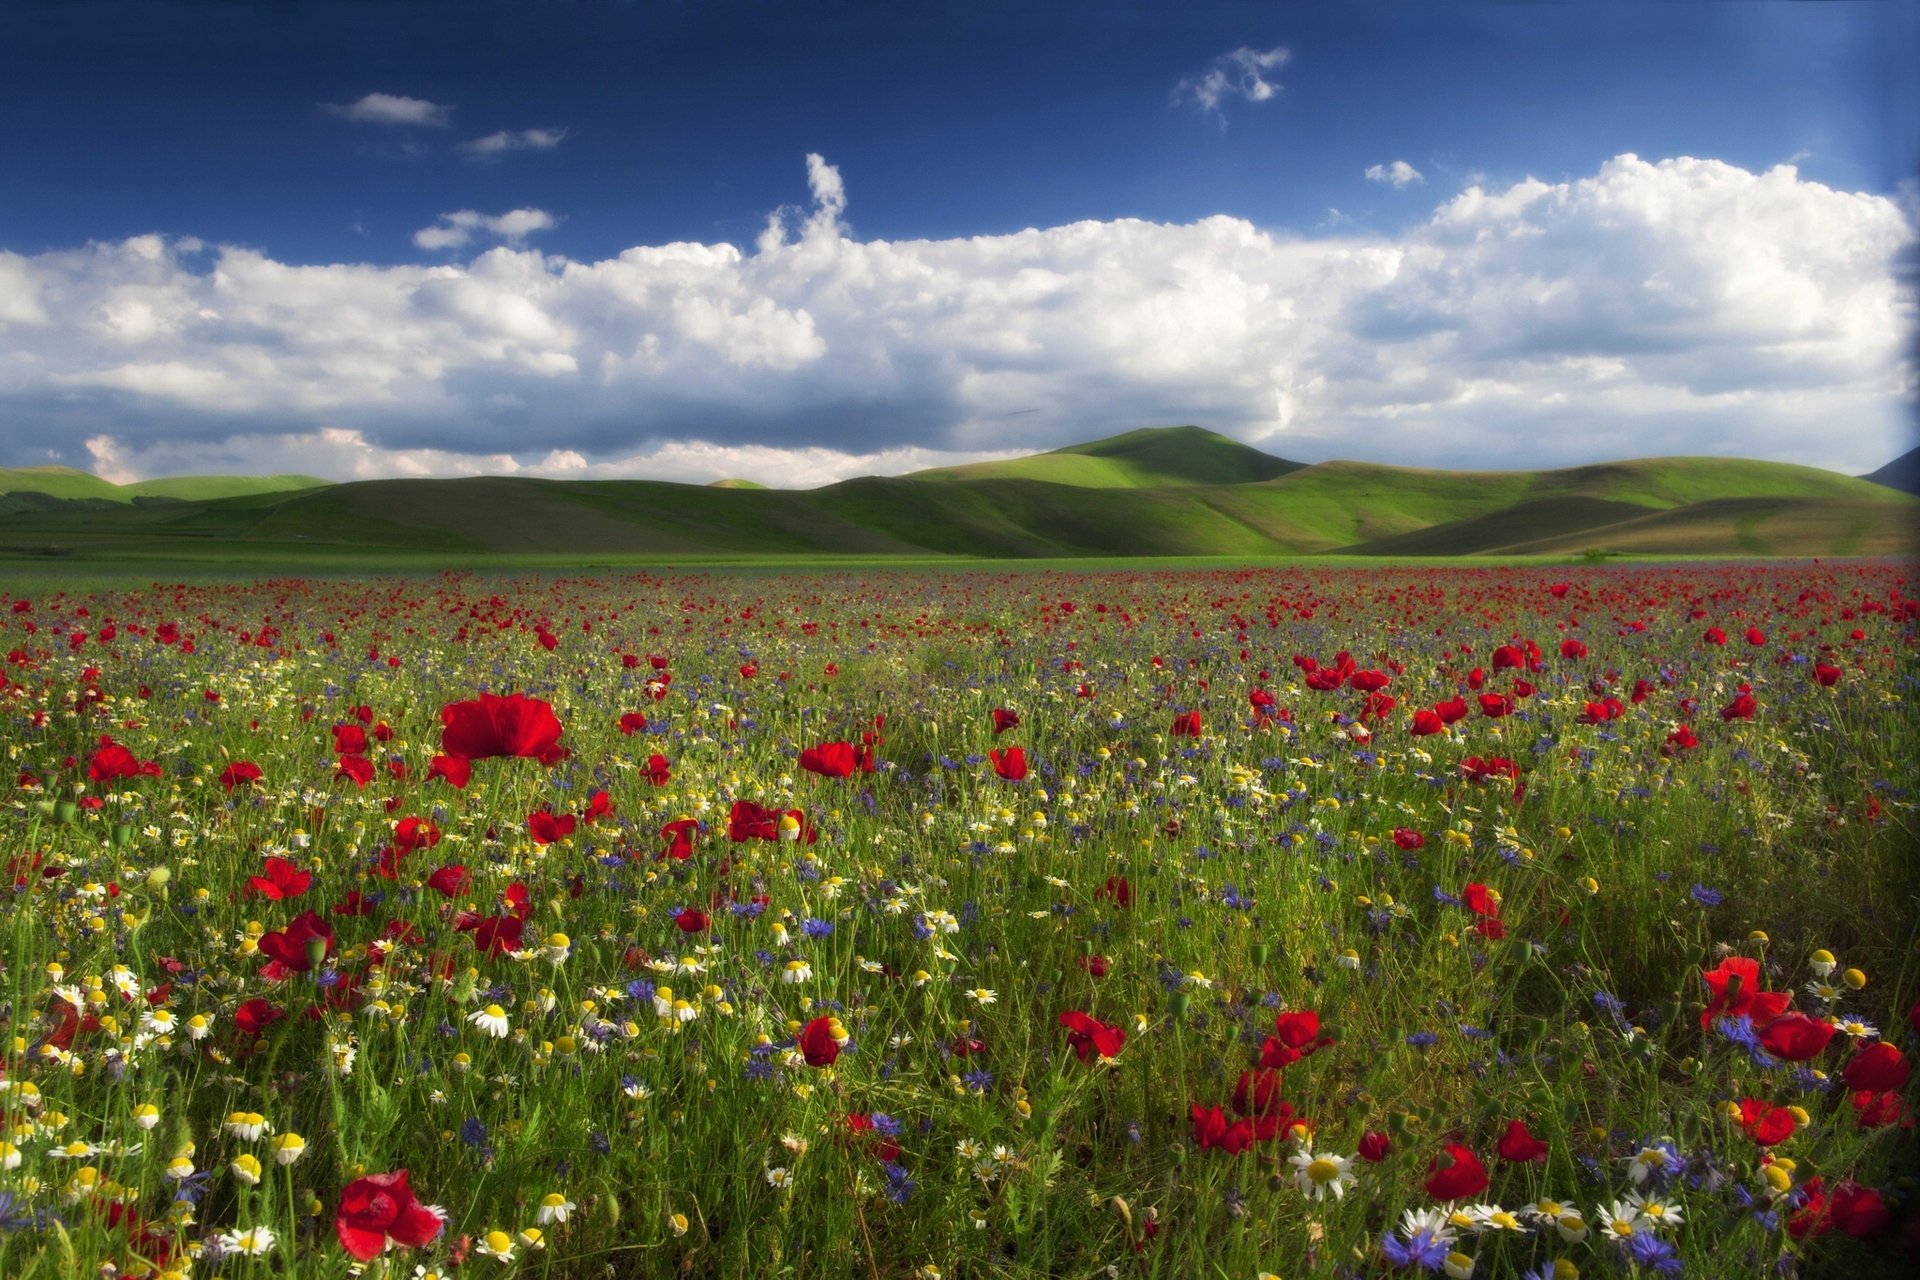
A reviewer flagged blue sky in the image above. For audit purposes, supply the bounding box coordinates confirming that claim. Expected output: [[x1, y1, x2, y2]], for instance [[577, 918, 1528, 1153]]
[[0, 1, 1913, 483]]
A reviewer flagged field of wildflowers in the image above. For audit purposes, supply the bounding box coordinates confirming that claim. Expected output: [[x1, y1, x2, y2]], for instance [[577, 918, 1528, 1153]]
[[0, 562, 1913, 1279]]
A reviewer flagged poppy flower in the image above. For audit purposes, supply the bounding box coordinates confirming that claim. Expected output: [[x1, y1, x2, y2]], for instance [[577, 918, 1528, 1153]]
[[257, 910, 335, 978], [1059, 1010, 1127, 1062], [1077, 953, 1110, 978], [1842, 1042, 1910, 1093], [1758, 1012, 1837, 1061], [1190, 1104, 1253, 1155], [527, 810, 577, 845], [1721, 691, 1757, 721], [426, 865, 471, 897], [1410, 708, 1445, 736], [1559, 639, 1587, 659], [799, 741, 858, 778], [233, 998, 285, 1037], [1231, 1068, 1290, 1118], [583, 789, 615, 824], [1827, 1182, 1891, 1237], [1423, 1142, 1489, 1201], [660, 818, 698, 860], [439, 692, 567, 765], [674, 907, 710, 934], [1434, 696, 1469, 724], [334, 754, 374, 788], [643, 753, 672, 785], [1357, 1131, 1392, 1162], [219, 760, 263, 792], [1736, 1098, 1795, 1146], [1170, 710, 1202, 737], [1496, 1119, 1549, 1163], [426, 755, 471, 789], [1461, 883, 1501, 920], [332, 724, 369, 755], [1850, 1089, 1910, 1130], [1813, 663, 1843, 687], [1392, 827, 1425, 850], [1477, 693, 1514, 718], [618, 712, 649, 735], [1349, 669, 1391, 693], [1549, 582, 1570, 597], [1096, 875, 1132, 907], [1700, 956, 1790, 1028], [1663, 725, 1699, 753], [89, 737, 159, 782], [246, 856, 311, 902], [989, 747, 1028, 781], [797, 1016, 842, 1067], [393, 817, 442, 851], [335, 1169, 446, 1261], [991, 708, 1019, 734]]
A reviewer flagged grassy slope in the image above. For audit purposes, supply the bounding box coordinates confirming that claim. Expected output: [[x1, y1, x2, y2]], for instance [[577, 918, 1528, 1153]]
[[911, 425, 1304, 487], [0, 467, 329, 503], [0, 438, 1911, 562]]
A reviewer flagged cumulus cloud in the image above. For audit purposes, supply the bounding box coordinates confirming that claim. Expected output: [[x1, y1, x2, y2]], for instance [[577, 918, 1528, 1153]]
[[413, 208, 558, 250], [1365, 160, 1424, 188], [1173, 45, 1289, 116], [460, 127, 568, 157], [324, 92, 454, 126], [0, 153, 1909, 483]]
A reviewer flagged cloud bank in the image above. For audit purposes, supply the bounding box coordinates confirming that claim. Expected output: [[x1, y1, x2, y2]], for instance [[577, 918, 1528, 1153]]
[[0, 153, 1909, 484]]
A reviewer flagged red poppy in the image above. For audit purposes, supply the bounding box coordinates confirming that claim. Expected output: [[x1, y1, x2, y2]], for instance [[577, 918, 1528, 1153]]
[[1357, 1130, 1392, 1162], [1077, 953, 1111, 978], [1812, 663, 1843, 687], [1190, 1104, 1253, 1154], [393, 817, 441, 852], [335, 1169, 446, 1261], [1059, 1010, 1127, 1062], [1461, 883, 1501, 920], [332, 724, 369, 755], [1663, 725, 1699, 753], [797, 1016, 842, 1067], [1096, 875, 1132, 907], [618, 712, 649, 735], [1349, 670, 1391, 693], [1392, 827, 1425, 850], [1745, 627, 1766, 646], [643, 753, 672, 785], [1496, 1119, 1549, 1163], [1434, 696, 1468, 724], [426, 865, 470, 897], [1842, 1042, 1910, 1093], [1424, 1142, 1489, 1201], [1549, 582, 1570, 597], [257, 910, 335, 978], [1170, 710, 1202, 737], [1231, 1068, 1290, 1118], [1757, 1012, 1837, 1062], [1491, 644, 1526, 670], [427, 755, 471, 789], [1828, 1182, 1891, 1237], [660, 818, 698, 860], [334, 754, 374, 788], [439, 692, 567, 764], [89, 737, 159, 782], [1410, 708, 1444, 736], [989, 747, 1028, 781], [1737, 1098, 1795, 1146], [1559, 639, 1587, 660], [991, 707, 1020, 734], [800, 741, 858, 778], [1477, 693, 1514, 718], [674, 906, 710, 934], [219, 760, 263, 791], [1850, 1089, 1910, 1130], [246, 856, 311, 901], [1700, 956, 1790, 1028], [527, 810, 577, 845], [233, 997, 284, 1037]]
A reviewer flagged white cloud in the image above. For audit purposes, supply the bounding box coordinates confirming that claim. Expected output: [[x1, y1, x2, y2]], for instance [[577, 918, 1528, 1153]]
[[413, 208, 559, 250], [0, 153, 1910, 483], [460, 128, 568, 157], [1173, 46, 1289, 116], [324, 92, 454, 127], [1365, 160, 1424, 188]]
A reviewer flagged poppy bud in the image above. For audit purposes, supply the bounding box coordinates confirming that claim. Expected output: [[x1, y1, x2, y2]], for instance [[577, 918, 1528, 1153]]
[[1167, 992, 1190, 1018], [305, 936, 329, 970], [55, 800, 77, 825], [1249, 944, 1269, 967]]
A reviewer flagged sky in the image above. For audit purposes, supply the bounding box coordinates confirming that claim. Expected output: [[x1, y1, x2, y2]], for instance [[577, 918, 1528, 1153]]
[[1, 0, 1915, 486]]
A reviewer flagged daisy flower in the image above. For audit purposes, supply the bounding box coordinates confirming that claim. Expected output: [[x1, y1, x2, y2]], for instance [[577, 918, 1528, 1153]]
[[1287, 1148, 1354, 1200], [536, 1193, 574, 1224], [468, 1005, 511, 1038]]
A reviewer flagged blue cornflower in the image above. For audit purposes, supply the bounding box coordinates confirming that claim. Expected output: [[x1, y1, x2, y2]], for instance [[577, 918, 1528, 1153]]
[[962, 1068, 994, 1093], [800, 917, 833, 938], [1689, 883, 1723, 907], [869, 1113, 901, 1137], [882, 1163, 917, 1204], [1380, 1227, 1450, 1272], [1714, 1015, 1781, 1069], [1620, 1231, 1683, 1275], [1406, 1031, 1438, 1049]]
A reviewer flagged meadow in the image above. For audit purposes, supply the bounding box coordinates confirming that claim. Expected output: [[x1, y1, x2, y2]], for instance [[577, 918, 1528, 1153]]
[[0, 561, 1913, 1279]]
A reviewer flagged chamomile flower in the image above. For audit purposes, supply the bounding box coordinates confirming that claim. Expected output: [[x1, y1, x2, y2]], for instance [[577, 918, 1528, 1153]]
[[967, 988, 997, 1005], [1287, 1148, 1355, 1200], [230, 1153, 263, 1185], [218, 1224, 276, 1256], [474, 1229, 516, 1262], [225, 1112, 270, 1141], [782, 959, 812, 984], [468, 1005, 511, 1038], [535, 1193, 574, 1225], [268, 1133, 307, 1165], [1626, 1192, 1683, 1228], [1597, 1198, 1643, 1240], [765, 1166, 793, 1189]]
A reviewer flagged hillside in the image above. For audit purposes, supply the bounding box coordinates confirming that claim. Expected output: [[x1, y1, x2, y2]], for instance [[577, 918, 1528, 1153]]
[[0, 429, 1911, 563], [910, 425, 1303, 487], [1862, 444, 1920, 496], [0, 467, 329, 504]]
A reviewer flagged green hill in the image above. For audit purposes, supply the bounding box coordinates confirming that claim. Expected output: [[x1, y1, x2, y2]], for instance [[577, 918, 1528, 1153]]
[[0, 429, 1911, 563], [0, 467, 329, 504], [911, 425, 1303, 487]]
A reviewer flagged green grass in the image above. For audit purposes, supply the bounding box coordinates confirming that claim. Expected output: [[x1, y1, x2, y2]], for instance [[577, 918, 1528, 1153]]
[[1, 430, 1912, 565]]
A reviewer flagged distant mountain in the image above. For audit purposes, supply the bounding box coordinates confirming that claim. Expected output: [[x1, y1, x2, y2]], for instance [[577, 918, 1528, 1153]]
[[1862, 445, 1920, 496], [0, 429, 1912, 563], [909, 425, 1302, 487], [0, 467, 330, 508]]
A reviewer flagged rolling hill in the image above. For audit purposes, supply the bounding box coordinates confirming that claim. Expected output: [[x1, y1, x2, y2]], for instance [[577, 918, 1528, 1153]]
[[0, 429, 1912, 563]]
